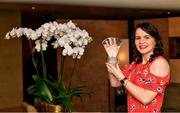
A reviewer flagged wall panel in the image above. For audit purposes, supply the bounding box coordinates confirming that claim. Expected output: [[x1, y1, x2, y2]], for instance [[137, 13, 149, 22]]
[[0, 11, 22, 109], [168, 17, 180, 83], [57, 19, 128, 112]]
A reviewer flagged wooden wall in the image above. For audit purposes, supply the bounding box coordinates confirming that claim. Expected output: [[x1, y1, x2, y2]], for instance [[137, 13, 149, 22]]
[[0, 11, 23, 109], [57, 19, 128, 112], [168, 17, 180, 83]]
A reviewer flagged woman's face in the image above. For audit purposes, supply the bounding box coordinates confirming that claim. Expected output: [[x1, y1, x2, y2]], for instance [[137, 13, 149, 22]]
[[135, 28, 156, 56]]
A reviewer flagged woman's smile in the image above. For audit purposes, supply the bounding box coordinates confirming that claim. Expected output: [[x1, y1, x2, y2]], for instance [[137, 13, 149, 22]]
[[139, 45, 148, 50]]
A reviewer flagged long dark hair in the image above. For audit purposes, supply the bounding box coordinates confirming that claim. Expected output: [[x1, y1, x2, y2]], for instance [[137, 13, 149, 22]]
[[132, 23, 164, 64]]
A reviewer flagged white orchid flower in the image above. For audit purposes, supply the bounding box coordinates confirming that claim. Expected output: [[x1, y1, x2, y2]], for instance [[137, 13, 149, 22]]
[[78, 47, 84, 55], [57, 35, 70, 47], [16, 28, 23, 37], [71, 47, 84, 59], [51, 41, 59, 48], [72, 54, 77, 59], [42, 30, 49, 37], [71, 47, 79, 58], [4, 20, 92, 59], [5, 31, 10, 39], [42, 23, 50, 30], [42, 36, 51, 41], [54, 34, 61, 39], [57, 38, 65, 47], [67, 20, 76, 29], [77, 38, 83, 46], [35, 40, 41, 52], [65, 28, 72, 34], [41, 41, 48, 51], [36, 28, 43, 37], [35, 40, 48, 52], [87, 36, 93, 43], [77, 55, 82, 59], [82, 38, 88, 46], [29, 31, 38, 40], [74, 28, 82, 38], [64, 44, 73, 56], [10, 28, 17, 38], [69, 36, 77, 44], [49, 23, 56, 33], [62, 48, 68, 56], [24, 28, 36, 40], [81, 29, 89, 38], [52, 21, 59, 28], [59, 24, 68, 32], [73, 47, 78, 54]]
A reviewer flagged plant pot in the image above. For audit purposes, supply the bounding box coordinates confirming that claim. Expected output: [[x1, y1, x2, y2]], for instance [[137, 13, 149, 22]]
[[34, 98, 65, 112], [41, 102, 64, 112], [35, 102, 64, 112]]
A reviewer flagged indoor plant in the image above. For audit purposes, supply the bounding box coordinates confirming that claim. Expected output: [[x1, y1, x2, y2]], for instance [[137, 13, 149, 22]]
[[5, 20, 93, 112]]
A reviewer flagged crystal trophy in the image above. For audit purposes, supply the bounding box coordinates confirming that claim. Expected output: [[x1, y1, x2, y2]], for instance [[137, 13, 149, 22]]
[[102, 37, 122, 65], [102, 37, 122, 87]]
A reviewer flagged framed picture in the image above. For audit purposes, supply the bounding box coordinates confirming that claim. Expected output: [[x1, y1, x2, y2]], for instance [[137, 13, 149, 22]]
[[169, 37, 180, 59]]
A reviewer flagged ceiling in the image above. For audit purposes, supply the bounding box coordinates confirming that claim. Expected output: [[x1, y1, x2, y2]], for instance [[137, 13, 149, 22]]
[[1, 0, 180, 9], [0, 0, 180, 19]]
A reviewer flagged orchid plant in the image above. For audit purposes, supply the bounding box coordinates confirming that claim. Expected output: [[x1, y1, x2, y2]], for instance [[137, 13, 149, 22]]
[[5, 20, 93, 112]]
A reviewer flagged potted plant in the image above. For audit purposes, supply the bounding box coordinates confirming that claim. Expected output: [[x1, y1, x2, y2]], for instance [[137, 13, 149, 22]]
[[5, 20, 93, 112]]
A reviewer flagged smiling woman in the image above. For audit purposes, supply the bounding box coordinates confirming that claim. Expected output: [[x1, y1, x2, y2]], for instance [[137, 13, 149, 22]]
[[105, 23, 170, 112]]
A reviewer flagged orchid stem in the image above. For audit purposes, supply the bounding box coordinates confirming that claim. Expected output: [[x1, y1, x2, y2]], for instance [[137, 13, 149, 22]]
[[29, 40, 39, 75], [40, 39, 47, 78], [58, 54, 65, 85], [40, 50, 47, 78], [68, 58, 77, 91]]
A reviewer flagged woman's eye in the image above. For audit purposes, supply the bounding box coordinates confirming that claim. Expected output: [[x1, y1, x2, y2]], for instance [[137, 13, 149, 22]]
[[144, 35, 152, 39], [135, 37, 140, 40], [145, 36, 150, 39]]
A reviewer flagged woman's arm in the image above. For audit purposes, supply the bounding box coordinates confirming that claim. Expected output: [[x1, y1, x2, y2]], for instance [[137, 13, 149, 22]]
[[108, 73, 121, 87], [124, 79, 157, 105], [106, 57, 170, 105]]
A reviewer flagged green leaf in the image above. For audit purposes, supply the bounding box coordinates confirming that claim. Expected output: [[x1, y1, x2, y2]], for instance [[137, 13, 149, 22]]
[[44, 79, 60, 90], [69, 86, 89, 95], [27, 85, 46, 98], [27, 85, 37, 95], [56, 97, 73, 112], [45, 79, 67, 97], [68, 86, 92, 101], [32, 75, 53, 103]]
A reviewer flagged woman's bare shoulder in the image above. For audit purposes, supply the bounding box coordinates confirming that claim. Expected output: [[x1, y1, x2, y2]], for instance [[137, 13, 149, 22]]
[[150, 56, 170, 77]]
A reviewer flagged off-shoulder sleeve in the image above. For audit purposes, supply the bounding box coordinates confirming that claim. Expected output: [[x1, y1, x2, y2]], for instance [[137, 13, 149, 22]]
[[143, 73, 170, 94]]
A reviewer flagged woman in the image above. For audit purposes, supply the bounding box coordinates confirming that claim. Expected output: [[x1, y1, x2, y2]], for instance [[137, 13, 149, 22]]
[[105, 23, 170, 112]]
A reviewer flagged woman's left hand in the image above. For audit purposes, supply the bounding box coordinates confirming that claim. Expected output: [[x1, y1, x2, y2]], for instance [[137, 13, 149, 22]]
[[106, 62, 125, 81]]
